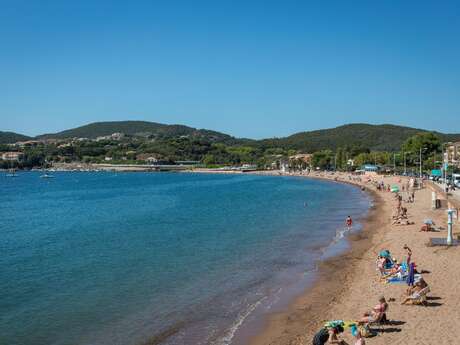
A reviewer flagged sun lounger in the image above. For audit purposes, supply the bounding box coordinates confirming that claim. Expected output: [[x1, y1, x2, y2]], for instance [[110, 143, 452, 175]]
[[404, 286, 430, 305]]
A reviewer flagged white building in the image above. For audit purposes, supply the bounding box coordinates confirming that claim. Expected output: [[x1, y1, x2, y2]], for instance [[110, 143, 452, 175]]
[[1, 152, 24, 161]]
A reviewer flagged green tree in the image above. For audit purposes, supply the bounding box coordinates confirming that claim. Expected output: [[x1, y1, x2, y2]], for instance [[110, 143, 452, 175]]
[[311, 150, 333, 169]]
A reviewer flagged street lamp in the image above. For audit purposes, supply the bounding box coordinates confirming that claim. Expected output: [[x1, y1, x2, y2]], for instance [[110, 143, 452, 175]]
[[442, 142, 453, 194], [403, 151, 411, 176], [419, 147, 428, 179]]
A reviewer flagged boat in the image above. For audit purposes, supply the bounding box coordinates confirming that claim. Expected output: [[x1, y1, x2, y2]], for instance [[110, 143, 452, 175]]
[[40, 173, 54, 179], [40, 163, 55, 179]]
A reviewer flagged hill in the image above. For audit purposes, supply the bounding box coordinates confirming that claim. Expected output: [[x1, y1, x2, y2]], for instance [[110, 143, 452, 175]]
[[0, 131, 32, 144], [37, 121, 244, 144], [3, 122, 460, 152], [257, 124, 460, 152]]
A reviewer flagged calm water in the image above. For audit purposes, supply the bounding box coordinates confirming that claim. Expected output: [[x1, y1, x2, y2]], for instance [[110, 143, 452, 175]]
[[0, 172, 370, 345]]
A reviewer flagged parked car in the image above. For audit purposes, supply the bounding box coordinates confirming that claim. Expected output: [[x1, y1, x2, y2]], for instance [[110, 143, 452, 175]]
[[453, 174, 460, 188]]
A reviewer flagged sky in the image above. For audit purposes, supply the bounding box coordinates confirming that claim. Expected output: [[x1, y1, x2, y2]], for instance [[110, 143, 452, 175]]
[[1, 0, 460, 138]]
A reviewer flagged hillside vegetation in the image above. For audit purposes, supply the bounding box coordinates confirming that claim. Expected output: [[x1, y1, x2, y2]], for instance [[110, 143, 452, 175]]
[[37, 121, 242, 144], [2, 122, 460, 171], [257, 124, 460, 152], [0, 131, 32, 144]]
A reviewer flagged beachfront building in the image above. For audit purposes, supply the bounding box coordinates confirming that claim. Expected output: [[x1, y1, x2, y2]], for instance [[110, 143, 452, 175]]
[[445, 141, 460, 168], [355, 164, 380, 175], [136, 153, 159, 164], [289, 153, 312, 171], [1, 152, 24, 161], [362, 164, 380, 172]]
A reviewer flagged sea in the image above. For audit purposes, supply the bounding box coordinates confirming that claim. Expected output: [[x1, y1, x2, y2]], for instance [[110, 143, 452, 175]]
[[0, 172, 371, 345]]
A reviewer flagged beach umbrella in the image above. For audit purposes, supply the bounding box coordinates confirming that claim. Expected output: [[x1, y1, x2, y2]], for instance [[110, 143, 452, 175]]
[[390, 185, 399, 193]]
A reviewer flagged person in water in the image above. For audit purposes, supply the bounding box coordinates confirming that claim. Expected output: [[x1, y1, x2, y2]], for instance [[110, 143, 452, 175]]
[[346, 216, 353, 230], [312, 324, 344, 345]]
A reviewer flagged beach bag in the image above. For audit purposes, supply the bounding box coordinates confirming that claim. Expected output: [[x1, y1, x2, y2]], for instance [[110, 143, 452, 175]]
[[358, 324, 373, 338]]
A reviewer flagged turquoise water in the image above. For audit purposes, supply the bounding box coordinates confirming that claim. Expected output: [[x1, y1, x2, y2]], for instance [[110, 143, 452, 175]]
[[0, 172, 370, 345]]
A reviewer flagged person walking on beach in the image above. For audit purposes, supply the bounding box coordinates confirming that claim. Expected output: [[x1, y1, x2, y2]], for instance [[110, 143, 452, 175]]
[[346, 216, 353, 230]]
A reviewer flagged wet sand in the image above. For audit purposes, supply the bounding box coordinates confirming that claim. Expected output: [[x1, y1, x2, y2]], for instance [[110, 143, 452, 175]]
[[247, 172, 460, 345]]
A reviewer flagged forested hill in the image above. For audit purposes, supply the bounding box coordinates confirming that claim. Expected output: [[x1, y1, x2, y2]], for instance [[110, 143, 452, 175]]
[[2, 122, 460, 152], [257, 124, 460, 152], [37, 121, 243, 143], [0, 131, 32, 144]]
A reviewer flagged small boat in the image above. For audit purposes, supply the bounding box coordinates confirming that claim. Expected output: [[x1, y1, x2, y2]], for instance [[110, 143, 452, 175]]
[[40, 163, 55, 179], [40, 173, 54, 179]]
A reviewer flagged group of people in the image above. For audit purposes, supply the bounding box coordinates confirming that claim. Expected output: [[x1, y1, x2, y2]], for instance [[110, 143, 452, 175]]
[[314, 243, 430, 345], [392, 192, 415, 226], [312, 179, 433, 345]]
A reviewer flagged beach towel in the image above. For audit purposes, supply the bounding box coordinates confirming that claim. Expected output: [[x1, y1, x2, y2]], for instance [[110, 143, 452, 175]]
[[387, 274, 421, 284]]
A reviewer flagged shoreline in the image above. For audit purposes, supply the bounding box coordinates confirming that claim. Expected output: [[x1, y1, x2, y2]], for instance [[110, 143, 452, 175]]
[[6, 169, 458, 344], [186, 168, 380, 345], [243, 171, 460, 345], [244, 172, 384, 345]]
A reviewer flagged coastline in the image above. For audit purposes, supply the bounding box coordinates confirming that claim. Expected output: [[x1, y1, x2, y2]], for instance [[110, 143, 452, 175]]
[[187, 169, 381, 345], [244, 172, 384, 345], [7, 169, 458, 345], [240, 171, 460, 345]]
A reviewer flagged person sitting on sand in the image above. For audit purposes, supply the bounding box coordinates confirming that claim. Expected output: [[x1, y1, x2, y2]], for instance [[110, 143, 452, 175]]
[[393, 218, 415, 226], [387, 261, 403, 276], [404, 277, 428, 297], [420, 223, 433, 232], [312, 323, 345, 345], [401, 278, 429, 305], [357, 296, 388, 324]]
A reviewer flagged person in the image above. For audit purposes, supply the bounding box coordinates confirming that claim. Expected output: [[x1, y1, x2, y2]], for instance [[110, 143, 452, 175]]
[[377, 256, 387, 276], [312, 324, 344, 345], [346, 216, 353, 230], [404, 244, 412, 265], [405, 277, 428, 297], [357, 296, 388, 324], [401, 278, 429, 305]]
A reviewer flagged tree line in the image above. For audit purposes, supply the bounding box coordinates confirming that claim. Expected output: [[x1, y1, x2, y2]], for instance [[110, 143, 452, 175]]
[[0, 132, 458, 174]]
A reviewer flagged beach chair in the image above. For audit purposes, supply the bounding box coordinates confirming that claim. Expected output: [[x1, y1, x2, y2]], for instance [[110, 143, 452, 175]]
[[368, 311, 389, 334], [404, 286, 430, 306]]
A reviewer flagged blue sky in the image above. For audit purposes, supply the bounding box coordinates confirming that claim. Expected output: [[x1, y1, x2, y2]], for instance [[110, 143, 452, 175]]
[[1, 0, 460, 138]]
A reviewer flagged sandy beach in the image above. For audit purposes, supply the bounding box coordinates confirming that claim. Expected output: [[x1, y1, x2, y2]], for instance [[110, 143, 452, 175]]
[[243, 171, 459, 345]]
